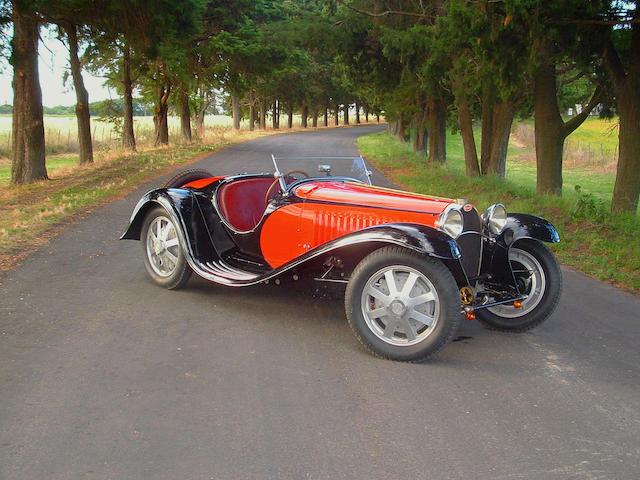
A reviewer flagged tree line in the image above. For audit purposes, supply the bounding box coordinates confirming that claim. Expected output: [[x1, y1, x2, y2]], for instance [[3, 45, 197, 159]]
[[0, 0, 638, 213], [337, 0, 638, 213], [0, 1, 380, 184]]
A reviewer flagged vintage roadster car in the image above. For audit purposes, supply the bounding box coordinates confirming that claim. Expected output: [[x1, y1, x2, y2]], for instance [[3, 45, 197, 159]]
[[122, 155, 562, 361]]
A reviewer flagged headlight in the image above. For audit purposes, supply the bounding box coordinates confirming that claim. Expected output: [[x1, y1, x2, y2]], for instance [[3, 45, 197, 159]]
[[484, 203, 507, 235], [437, 206, 464, 238]]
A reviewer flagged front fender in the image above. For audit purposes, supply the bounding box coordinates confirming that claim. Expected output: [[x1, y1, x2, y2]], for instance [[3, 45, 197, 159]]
[[483, 213, 560, 289], [497, 213, 560, 247]]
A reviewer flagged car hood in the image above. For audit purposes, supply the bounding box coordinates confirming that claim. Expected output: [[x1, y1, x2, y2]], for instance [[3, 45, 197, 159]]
[[293, 181, 455, 215]]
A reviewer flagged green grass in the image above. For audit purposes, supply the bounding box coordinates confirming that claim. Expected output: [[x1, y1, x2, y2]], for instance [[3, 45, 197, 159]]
[[358, 130, 640, 293], [0, 155, 79, 184]]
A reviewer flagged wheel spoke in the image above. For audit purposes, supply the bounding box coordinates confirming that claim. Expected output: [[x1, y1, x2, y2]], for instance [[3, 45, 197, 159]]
[[367, 285, 391, 306], [165, 237, 179, 248], [400, 271, 418, 298], [406, 291, 435, 308], [161, 221, 173, 240], [409, 310, 435, 326], [367, 307, 388, 320], [384, 270, 398, 296], [383, 318, 399, 338], [401, 319, 417, 341], [164, 249, 178, 265]]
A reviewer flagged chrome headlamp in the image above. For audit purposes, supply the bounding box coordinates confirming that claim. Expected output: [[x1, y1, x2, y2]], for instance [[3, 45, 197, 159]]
[[436, 205, 464, 238], [483, 203, 507, 235]]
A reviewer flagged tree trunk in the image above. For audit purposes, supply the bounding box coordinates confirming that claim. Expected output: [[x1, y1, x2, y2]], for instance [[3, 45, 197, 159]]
[[397, 116, 406, 141], [480, 85, 494, 172], [486, 100, 514, 177], [611, 82, 640, 213], [412, 105, 428, 153], [64, 22, 93, 164], [324, 107, 328, 127], [376, 113, 380, 123], [334, 105, 339, 126], [122, 42, 136, 151], [232, 95, 241, 130], [287, 106, 293, 128], [312, 109, 318, 127], [272, 100, 278, 129], [355, 103, 360, 123], [153, 82, 170, 146], [195, 109, 205, 137], [365, 110, 369, 123], [10, 0, 47, 184], [427, 97, 446, 164], [179, 89, 192, 142], [605, 20, 640, 213], [249, 102, 256, 131], [456, 95, 480, 176], [533, 60, 564, 193], [259, 98, 267, 129], [343, 104, 349, 125], [301, 105, 308, 128]]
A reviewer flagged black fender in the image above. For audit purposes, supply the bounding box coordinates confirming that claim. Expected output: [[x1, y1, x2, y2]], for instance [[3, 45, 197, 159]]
[[498, 213, 560, 247], [483, 213, 560, 290], [120, 188, 221, 264]]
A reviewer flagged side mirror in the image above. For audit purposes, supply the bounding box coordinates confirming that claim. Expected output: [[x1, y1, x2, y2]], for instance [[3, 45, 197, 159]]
[[318, 164, 332, 176]]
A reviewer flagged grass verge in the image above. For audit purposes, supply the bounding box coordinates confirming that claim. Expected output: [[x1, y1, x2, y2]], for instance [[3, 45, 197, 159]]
[[358, 131, 639, 293]]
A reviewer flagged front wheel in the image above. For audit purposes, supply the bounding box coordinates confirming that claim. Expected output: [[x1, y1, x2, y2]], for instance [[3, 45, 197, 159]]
[[345, 246, 461, 362], [476, 239, 562, 332], [140, 206, 192, 289]]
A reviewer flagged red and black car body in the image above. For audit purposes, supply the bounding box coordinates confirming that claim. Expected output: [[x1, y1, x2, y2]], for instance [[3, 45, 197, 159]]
[[122, 157, 562, 361]]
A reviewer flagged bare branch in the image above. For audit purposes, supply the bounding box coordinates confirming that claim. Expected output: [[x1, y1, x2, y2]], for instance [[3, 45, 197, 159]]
[[563, 85, 603, 136]]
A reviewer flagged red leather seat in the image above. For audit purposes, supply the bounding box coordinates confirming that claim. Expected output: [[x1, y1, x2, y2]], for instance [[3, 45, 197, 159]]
[[217, 177, 276, 231]]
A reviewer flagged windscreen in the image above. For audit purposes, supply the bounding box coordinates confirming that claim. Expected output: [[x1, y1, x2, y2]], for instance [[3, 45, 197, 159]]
[[271, 156, 372, 188]]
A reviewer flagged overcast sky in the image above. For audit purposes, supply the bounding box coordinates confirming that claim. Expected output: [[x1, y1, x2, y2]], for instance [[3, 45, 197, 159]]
[[0, 32, 113, 107]]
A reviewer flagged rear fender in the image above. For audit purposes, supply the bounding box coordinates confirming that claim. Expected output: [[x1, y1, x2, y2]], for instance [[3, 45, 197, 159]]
[[120, 188, 218, 263]]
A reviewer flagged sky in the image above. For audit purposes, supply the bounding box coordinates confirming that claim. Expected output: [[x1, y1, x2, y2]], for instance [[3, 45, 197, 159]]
[[0, 31, 114, 107]]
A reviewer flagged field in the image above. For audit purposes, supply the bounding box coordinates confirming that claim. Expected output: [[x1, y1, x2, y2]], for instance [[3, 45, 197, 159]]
[[358, 118, 639, 292], [0, 114, 237, 158]]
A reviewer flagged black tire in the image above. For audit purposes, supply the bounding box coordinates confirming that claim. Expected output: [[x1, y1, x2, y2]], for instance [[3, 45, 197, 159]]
[[140, 206, 192, 290], [345, 246, 461, 362], [163, 169, 213, 188], [476, 239, 562, 332]]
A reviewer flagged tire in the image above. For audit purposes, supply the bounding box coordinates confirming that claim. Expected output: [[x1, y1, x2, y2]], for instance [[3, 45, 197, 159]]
[[163, 169, 213, 188], [476, 239, 562, 332], [345, 246, 461, 362], [140, 206, 192, 290]]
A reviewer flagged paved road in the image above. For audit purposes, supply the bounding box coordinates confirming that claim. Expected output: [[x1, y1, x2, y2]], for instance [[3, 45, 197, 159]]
[[1, 126, 639, 480]]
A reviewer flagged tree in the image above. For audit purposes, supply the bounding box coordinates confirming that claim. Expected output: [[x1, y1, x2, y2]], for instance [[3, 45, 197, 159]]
[[601, 2, 640, 213], [10, 0, 47, 183], [60, 22, 93, 163]]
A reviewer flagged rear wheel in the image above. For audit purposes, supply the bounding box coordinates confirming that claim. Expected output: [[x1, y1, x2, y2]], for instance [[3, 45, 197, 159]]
[[141, 206, 191, 289], [163, 169, 213, 188], [476, 239, 562, 332], [345, 246, 461, 362]]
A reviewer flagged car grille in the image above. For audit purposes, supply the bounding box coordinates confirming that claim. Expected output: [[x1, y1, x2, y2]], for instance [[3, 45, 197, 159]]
[[457, 206, 483, 279]]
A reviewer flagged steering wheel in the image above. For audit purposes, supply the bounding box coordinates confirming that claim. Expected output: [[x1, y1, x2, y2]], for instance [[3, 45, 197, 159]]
[[264, 170, 311, 205]]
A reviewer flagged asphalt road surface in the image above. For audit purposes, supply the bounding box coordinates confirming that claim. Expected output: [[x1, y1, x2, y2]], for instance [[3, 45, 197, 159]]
[[1, 126, 639, 480]]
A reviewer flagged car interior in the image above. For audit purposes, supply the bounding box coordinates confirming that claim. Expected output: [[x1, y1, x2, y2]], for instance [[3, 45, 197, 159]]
[[216, 176, 278, 232]]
